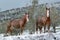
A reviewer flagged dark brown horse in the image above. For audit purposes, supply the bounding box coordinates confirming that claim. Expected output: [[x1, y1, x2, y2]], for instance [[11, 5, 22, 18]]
[[6, 13, 29, 35], [36, 7, 51, 33]]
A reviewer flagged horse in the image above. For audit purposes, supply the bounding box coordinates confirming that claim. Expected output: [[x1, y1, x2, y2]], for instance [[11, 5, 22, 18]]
[[36, 7, 51, 33], [6, 13, 29, 35]]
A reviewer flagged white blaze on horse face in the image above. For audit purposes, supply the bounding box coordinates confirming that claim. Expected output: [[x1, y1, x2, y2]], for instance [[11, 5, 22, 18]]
[[47, 10, 49, 17], [26, 15, 29, 22]]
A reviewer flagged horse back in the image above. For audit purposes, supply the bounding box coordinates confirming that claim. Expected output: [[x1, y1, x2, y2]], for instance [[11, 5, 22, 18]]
[[7, 19, 20, 27]]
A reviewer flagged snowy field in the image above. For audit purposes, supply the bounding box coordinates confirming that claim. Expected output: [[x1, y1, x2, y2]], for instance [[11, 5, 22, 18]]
[[0, 26, 60, 40], [0, 31, 60, 40]]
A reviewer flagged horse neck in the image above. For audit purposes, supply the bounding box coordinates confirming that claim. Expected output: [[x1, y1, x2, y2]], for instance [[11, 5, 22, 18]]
[[22, 16, 27, 23]]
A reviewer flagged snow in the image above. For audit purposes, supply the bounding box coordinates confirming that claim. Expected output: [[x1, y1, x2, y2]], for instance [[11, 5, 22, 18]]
[[0, 32, 60, 40], [0, 26, 60, 40]]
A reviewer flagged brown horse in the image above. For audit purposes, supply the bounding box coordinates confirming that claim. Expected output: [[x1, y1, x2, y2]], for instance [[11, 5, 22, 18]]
[[6, 13, 29, 35], [36, 7, 51, 33]]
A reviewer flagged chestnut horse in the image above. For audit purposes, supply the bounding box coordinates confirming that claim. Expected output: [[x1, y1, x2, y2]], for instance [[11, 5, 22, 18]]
[[36, 7, 51, 33], [6, 13, 29, 35]]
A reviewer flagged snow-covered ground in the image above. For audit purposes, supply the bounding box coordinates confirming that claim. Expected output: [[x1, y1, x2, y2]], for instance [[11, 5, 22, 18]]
[[0, 31, 60, 40], [0, 26, 60, 40]]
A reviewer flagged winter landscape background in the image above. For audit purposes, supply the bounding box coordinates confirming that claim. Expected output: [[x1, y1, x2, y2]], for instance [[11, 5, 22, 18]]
[[0, 0, 60, 40]]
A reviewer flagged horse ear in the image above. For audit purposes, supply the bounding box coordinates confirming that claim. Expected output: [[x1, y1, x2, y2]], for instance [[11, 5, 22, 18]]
[[25, 13, 27, 15], [22, 13, 27, 16], [25, 12, 29, 15], [46, 7, 47, 10]]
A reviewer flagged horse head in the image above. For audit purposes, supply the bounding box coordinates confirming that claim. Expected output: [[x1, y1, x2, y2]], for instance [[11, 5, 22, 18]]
[[46, 7, 50, 17], [23, 13, 29, 22]]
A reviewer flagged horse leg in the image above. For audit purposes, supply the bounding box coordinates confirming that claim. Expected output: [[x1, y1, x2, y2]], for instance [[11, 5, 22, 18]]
[[6, 25, 10, 35], [8, 29, 12, 35], [6, 25, 13, 35], [19, 27, 24, 35], [36, 26, 38, 34], [39, 26, 42, 34], [44, 25, 46, 33], [6, 28, 12, 35], [48, 25, 50, 33], [6, 27, 10, 34]]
